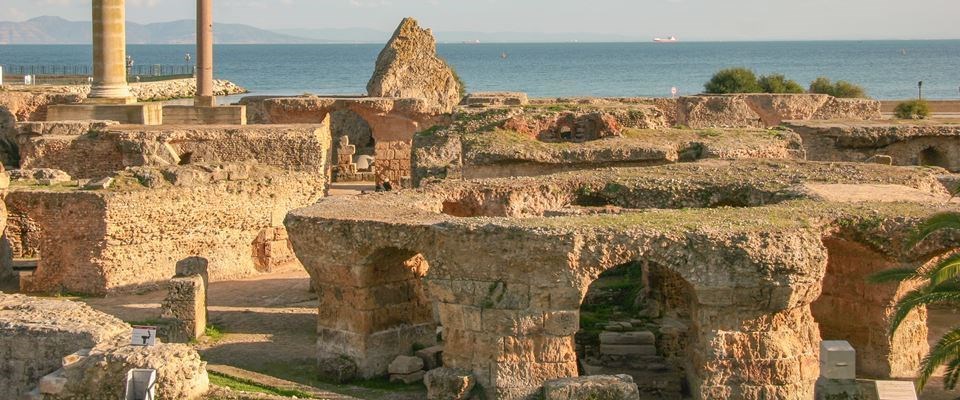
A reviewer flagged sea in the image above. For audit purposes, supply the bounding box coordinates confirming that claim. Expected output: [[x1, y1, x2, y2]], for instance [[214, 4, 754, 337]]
[[1, 40, 959, 100]]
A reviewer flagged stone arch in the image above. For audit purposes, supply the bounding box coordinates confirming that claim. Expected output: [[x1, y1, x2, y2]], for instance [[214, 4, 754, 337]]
[[315, 246, 437, 378], [811, 236, 929, 379], [576, 260, 696, 398]]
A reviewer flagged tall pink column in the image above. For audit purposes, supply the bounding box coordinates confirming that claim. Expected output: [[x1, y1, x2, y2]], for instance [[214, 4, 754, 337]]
[[87, 0, 135, 104], [195, 0, 216, 107]]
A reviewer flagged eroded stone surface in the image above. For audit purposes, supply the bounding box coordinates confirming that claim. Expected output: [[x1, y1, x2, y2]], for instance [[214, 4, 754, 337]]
[[286, 160, 959, 399], [367, 18, 462, 114]]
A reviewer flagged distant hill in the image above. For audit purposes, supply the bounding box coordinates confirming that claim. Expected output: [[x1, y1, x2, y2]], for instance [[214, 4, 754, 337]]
[[0, 16, 316, 45], [280, 27, 642, 44]]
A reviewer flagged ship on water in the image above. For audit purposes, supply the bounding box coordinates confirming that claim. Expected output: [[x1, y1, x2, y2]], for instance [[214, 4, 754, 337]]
[[654, 36, 679, 43]]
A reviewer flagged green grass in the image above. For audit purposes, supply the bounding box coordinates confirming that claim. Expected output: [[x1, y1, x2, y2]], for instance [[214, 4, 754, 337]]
[[205, 323, 226, 342], [208, 371, 314, 398]]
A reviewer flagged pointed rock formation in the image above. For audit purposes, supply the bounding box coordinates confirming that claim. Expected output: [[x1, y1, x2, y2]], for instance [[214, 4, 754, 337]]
[[367, 18, 463, 114]]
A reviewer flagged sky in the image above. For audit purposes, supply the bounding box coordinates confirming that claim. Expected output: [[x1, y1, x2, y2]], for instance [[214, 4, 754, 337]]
[[4, 0, 960, 41]]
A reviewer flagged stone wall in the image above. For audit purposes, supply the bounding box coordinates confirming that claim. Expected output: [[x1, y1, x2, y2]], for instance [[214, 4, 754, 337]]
[[375, 140, 413, 187], [6, 167, 325, 295], [785, 120, 960, 172], [18, 124, 331, 179], [0, 293, 128, 398]]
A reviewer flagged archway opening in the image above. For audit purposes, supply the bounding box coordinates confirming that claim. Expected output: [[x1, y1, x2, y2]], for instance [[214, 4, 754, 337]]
[[577, 260, 695, 398], [2, 211, 42, 289], [919, 146, 948, 169], [811, 237, 929, 379]]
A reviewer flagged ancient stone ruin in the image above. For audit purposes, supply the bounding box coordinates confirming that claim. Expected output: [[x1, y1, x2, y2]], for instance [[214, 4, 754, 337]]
[[1, 9, 959, 400]]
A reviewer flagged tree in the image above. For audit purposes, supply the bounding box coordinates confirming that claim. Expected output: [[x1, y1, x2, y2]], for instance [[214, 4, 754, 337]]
[[809, 77, 868, 98], [704, 67, 762, 94], [758, 74, 805, 94], [869, 212, 960, 391]]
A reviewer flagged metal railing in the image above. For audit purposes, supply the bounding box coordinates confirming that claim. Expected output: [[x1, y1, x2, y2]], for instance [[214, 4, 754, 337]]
[[1, 64, 196, 85]]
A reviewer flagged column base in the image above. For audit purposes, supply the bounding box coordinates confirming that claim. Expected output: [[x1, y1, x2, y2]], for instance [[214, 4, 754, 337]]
[[47, 103, 163, 125], [194, 96, 217, 107], [84, 96, 138, 105]]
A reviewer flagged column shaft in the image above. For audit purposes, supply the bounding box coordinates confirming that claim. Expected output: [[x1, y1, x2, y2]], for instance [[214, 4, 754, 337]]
[[195, 0, 216, 107], [88, 0, 134, 104]]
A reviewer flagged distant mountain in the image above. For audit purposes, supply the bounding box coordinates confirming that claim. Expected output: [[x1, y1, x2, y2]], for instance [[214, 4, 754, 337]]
[[0, 16, 316, 45], [279, 27, 642, 44], [276, 28, 392, 44]]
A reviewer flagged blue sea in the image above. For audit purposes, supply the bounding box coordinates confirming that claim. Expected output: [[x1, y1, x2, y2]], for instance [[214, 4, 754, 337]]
[[1, 41, 959, 100]]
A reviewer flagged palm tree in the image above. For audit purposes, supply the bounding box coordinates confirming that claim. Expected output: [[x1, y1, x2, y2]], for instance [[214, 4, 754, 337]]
[[869, 212, 960, 391]]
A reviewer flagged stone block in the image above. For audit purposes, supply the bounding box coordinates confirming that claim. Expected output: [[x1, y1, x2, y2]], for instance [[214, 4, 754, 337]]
[[543, 374, 640, 400], [47, 103, 163, 125], [160, 274, 207, 343], [416, 345, 444, 370], [424, 368, 476, 400], [389, 355, 424, 375], [82, 177, 113, 190], [600, 331, 656, 345], [600, 344, 657, 357], [161, 105, 247, 125], [820, 340, 856, 380], [390, 370, 425, 384], [38, 370, 68, 395]]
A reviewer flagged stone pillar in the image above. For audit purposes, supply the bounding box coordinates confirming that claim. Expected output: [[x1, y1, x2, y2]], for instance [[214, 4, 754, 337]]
[[87, 0, 135, 104], [195, 0, 216, 107], [160, 274, 207, 343]]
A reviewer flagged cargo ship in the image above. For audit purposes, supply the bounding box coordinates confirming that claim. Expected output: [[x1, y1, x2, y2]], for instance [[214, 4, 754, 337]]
[[654, 36, 678, 43]]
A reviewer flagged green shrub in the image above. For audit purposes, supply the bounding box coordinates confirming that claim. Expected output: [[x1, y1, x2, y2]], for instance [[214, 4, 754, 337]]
[[808, 77, 867, 98], [704, 67, 762, 94], [894, 100, 931, 119], [758, 74, 805, 94]]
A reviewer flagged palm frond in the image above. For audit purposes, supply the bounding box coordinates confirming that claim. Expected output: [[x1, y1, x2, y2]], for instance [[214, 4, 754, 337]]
[[868, 267, 922, 284], [917, 328, 960, 390], [928, 253, 960, 286], [907, 212, 960, 249], [943, 356, 960, 389], [890, 288, 960, 334]]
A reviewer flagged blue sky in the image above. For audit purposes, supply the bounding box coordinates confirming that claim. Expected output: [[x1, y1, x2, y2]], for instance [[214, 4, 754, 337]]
[[5, 0, 959, 41]]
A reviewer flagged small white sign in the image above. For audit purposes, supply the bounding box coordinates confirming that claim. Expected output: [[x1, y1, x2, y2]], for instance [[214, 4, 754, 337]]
[[875, 380, 918, 400], [671, 87, 679, 97], [131, 326, 158, 347], [24, 75, 32, 85]]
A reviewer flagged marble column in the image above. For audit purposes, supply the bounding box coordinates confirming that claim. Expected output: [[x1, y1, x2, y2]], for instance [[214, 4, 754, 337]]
[[87, 0, 135, 104], [195, 0, 216, 107]]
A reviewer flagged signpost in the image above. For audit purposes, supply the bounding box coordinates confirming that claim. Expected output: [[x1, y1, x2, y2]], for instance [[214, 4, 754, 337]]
[[671, 87, 678, 98], [131, 326, 158, 346]]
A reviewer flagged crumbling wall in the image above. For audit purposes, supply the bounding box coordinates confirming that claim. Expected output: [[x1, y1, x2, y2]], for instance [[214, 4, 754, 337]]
[[7, 168, 325, 295], [18, 124, 332, 179], [0, 293, 128, 398], [786, 121, 960, 172]]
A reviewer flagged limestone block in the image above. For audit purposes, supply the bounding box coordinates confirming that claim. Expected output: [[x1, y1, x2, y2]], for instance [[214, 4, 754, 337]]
[[389, 355, 425, 375], [600, 344, 657, 357], [821, 340, 856, 380], [600, 331, 656, 346], [543, 374, 640, 400], [38, 370, 68, 395], [390, 370, 425, 384], [416, 345, 444, 370], [424, 368, 476, 400], [83, 177, 113, 190]]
